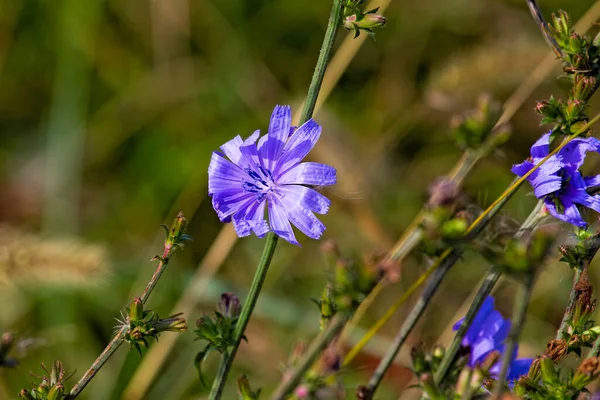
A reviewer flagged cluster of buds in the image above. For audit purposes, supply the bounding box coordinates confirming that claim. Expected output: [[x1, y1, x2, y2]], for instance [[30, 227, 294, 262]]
[[476, 225, 557, 278], [284, 344, 344, 399], [449, 94, 510, 152], [548, 11, 600, 76], [534, 10, 599, 139], [19, 361, 73, 400], [237, 375, 261, 400], [559, 227, 600, 269], [320, 242, 382, 313], [122, 297, 187, 355], [341, 0, 386, 39], [0, 332, 19, 368], [515, 355, 600, 398], [194, 292, 241, 385], [421, 178, 476, 256]]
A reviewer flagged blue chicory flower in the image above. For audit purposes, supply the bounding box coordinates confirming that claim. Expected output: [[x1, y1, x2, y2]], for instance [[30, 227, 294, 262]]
[[208, 105, 337, 245], [512, 131, 600, 227], [453, 296, 533, 382]]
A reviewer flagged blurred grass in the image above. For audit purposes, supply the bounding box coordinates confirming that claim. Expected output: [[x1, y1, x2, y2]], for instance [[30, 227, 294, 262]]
[[2, 0, 600, 399]]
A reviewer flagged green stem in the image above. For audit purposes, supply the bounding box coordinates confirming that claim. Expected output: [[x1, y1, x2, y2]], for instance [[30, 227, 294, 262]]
[[589, 332, 600, 358], [209, 1, 342, 396], [68, 212, 186, 398], [209, 233, 279, 400], [269, 315, 348, 400], [556, 267, 583, 340], [434, 200, 545, 386], [366, 249, 463, 394], [492, 273, 535, 398], [299, 0, 342, 124]]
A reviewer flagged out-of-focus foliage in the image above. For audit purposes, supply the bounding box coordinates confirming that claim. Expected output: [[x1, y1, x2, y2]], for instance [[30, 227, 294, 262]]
[[1, 0, 600, 399]]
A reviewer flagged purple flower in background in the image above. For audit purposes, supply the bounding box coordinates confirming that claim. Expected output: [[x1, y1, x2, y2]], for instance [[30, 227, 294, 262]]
[[453, 296, 533, 382], [512, 131, 600, 227], [208, 105, 336, 245]]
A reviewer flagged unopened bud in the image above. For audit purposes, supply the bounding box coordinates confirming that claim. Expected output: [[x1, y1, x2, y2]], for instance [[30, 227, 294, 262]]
[[18, 389, 35, 400], [164, 212, 188, 256], [572, 75, 596, 101], [411, 343, 428, 374], [539, 356, 559, 384], [237, 375, 261, 400], [343, 13, 386, 30], [129, 298, 144, 322], [48, 383, 65, 400], [0, 332, 14, 361], [153, 313, 187, 333], [217, 292, 241, 319]]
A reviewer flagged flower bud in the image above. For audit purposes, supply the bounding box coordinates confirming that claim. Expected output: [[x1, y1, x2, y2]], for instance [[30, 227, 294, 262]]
[[18, 389, 35, 400], [163, 212, 188, 257], [0, 332, 17, 367], [564, 99, 584, 122], [153, 313, 187, 333], [343, 13, 386, 30], [535, 97, 562, 123], [411, 343, 428, 374], [48, 383, 65, 400], [539, 356, 559, 384], [217, 292, 241, 319], [237, 375, 261, 400], [128, 297, 144, 322], [420, 373, 443, 398], [572, 75, 596, 101]]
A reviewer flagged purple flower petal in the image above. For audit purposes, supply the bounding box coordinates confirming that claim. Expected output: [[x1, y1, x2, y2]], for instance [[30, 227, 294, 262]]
[[275, 120, 322, 175], [276, 185, 331, 214], [545, 197, 586, 227], [212, 190, 256, 222], [233, 199, 269, 237], [507, 358, 534, 381], [208, 152, 248, 192], [286, 207, 326, 240], [532, 173, 562, 198], [585, 174, 600, 188], [454, 296, 495, 346], [470, 337, 495, 366], [221, 130, 261, 168], [530, 132, 551, 159], [511, 161, 534, 177], [277, 162, 337, 186], [259, 105, 291, 170], [268, 198, 298, 245]]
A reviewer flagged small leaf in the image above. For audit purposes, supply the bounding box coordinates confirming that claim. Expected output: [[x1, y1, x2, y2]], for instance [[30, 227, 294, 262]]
[[194, 345, 215, 387]]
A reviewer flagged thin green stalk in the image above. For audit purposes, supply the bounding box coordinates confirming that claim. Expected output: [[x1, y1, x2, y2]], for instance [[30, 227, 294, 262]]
[[589, 332, 600, 358], [68, 214, 187, 398], [209, 2, 343, 397], [299, 0, 342, 124], [209, 233, 279, 399], [492, 273, 535, 398], [434, 200, 545, 385], [270, 315, 348, 400], [366, 249, 463, 394], [556, 267, 583, 340]]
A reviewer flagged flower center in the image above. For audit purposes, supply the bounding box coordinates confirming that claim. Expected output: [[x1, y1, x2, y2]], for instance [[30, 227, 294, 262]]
[[242, 164, 275, 200]]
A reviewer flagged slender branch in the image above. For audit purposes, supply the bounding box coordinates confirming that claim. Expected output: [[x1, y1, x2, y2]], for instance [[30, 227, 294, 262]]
[[589, 330, 600, 358], [492, 272, 535, 398], [209, 1, 343, 397], [526, 0, 564, 59], [434, 200, 545, 384], [68, 213, 187, 399], [365, 249, 463, 395], [298, 0, 342, 125], [270, 315, 348, 400], [209, 233, 279, 399], [557, 267, 583, 340]]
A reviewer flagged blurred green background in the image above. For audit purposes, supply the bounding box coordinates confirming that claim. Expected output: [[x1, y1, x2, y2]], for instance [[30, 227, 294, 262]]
[[1, 0, 600, 398]]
